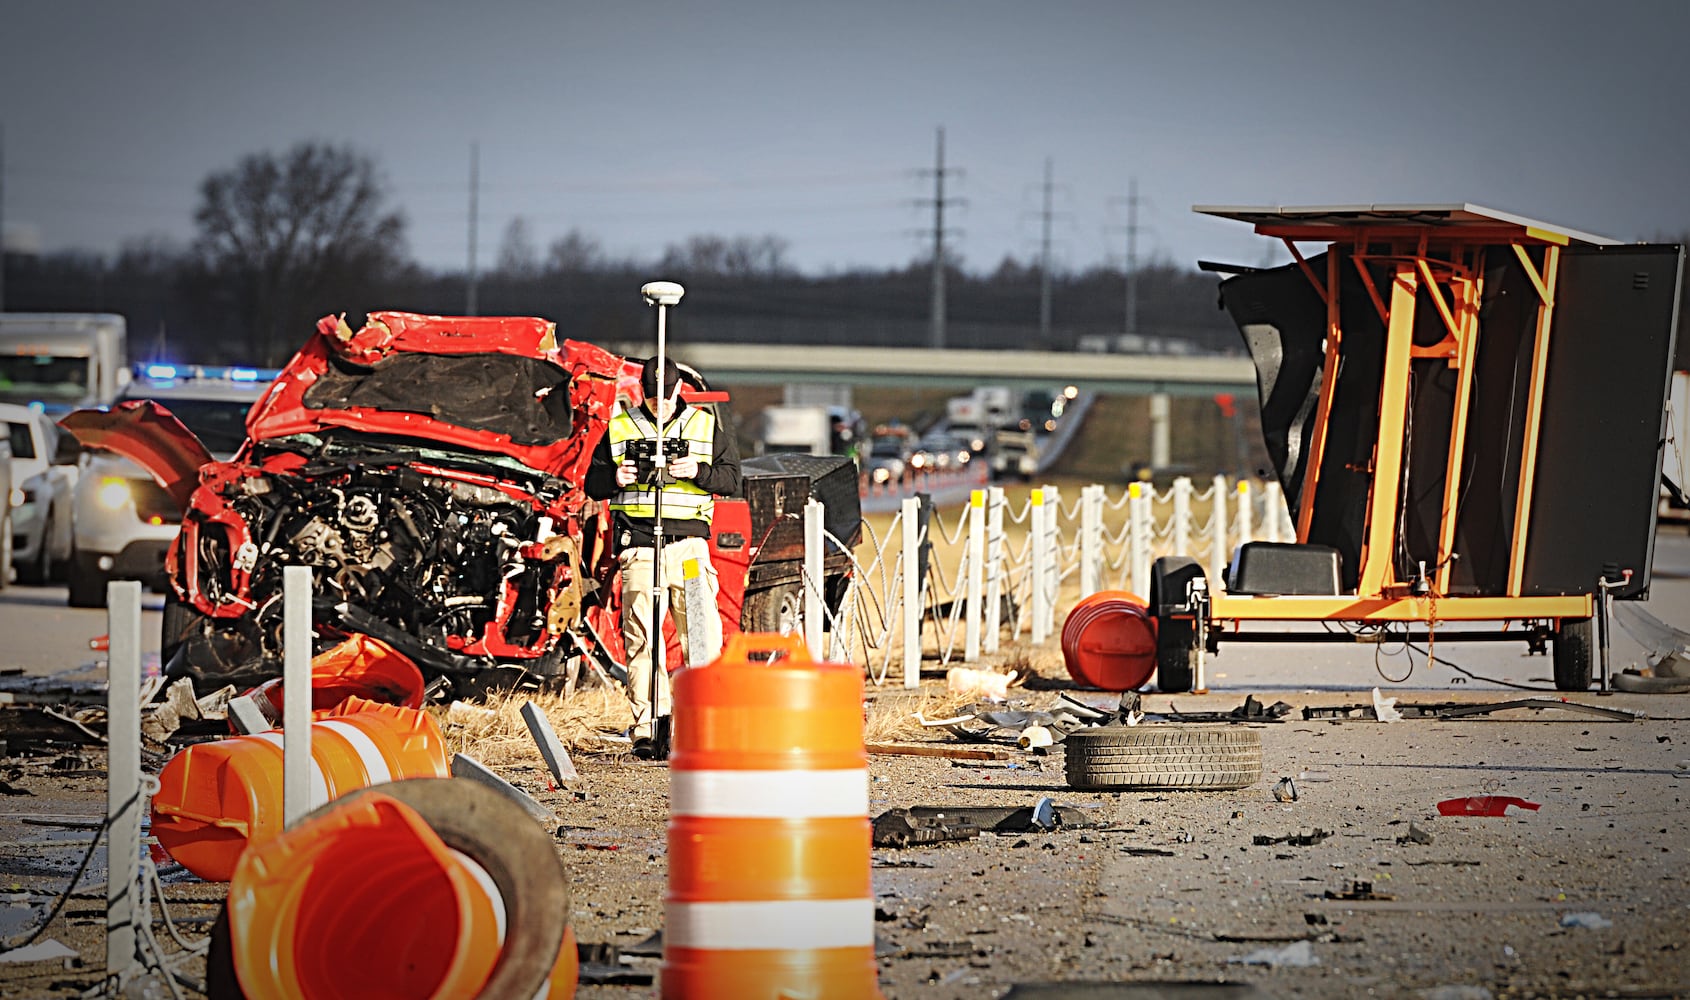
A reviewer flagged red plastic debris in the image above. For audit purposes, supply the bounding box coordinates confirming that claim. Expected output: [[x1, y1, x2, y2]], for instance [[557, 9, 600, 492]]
[[90, 635, 110, 652], [1436, 795, 1541, 817]]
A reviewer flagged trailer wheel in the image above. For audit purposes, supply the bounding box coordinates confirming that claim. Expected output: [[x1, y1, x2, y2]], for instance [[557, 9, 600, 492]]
[[1553, 617, 1593, 691], [1155, 616, 1199, 693], [743, 582, 803, 635], [1065, 727, 1261, 790]]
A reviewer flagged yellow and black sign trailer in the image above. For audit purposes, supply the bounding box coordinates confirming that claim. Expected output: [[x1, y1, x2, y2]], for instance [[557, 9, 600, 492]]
[[1153, 205, 1684, 693]]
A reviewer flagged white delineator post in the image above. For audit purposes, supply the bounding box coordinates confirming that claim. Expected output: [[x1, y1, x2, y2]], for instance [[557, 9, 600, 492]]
[[803, 499, 825, 657], [1173, 476, 1193, 556], [984, 487, 1005, 655], [1129, 482, 1152, 599], [282, 566, 313, 828], [965, 489, 985, 662], [1080, 484, 1102, 599], [1235, 480, 1254, 549], [1263, 481, 1283, 543], [901, 496, 921, 688], [1030, 489, 1049, 644], [1210, 474, 1230, 588], [106, 580, 143, 983], [683, 557, 710, 665]]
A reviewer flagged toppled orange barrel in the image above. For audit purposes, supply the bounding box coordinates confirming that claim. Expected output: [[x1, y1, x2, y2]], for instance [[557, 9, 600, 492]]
[[151, 697, 449, 881], [1061, 590, 1157, 691], [663, 632, 882, 999], [243, 633, 427, 724], [228, 789, 577, 1000]]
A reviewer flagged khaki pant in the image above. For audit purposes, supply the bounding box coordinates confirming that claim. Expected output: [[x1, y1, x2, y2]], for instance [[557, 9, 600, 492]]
[[619, 535, 722, 740]]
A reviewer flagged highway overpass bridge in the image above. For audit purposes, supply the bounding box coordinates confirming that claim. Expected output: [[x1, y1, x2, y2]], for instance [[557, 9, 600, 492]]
[[667, 343, 1258, 396]]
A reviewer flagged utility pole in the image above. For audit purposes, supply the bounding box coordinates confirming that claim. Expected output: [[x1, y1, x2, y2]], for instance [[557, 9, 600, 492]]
[[466, 142, 480, 316], [915, 127, 964, 349], [1038, 157, 1054, 341], [1123, 176, 1139, 337], [1, 122, 7, 311]]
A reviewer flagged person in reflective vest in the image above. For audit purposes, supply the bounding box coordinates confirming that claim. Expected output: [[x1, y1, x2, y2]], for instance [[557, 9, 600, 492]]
[[586, 356, 741, 755]]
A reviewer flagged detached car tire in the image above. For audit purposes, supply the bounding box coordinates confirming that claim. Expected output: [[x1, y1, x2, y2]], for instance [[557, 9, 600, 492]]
[[1064, 726, 1262, 791], [1553, 617, 1593, 691]]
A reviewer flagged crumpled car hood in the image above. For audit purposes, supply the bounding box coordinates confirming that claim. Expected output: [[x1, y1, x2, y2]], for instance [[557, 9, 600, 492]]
[[59, 400, 215, 510], [244, 312, 624, 484]]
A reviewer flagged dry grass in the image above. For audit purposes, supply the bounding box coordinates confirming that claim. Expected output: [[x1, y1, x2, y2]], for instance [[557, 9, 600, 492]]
[[433, 684, 636, 765], [861, 686, 982, 744]]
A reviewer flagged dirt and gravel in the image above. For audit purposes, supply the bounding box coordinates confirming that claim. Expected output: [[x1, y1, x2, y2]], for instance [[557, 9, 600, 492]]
[[3, 676, 1688, 1000]]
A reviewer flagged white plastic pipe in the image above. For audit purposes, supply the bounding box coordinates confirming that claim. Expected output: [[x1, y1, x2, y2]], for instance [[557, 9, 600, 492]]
[[105, 580, 143, 980], [965, 489, 984, 661], [1210, 474, 1229, 590], [1030, 489, 1049, 645], [804, 498, 825, 657], [1173, 476, 1192, 556], [1130, 483, 1152, 599], [1235, 480, 1254, 549], [901, 496, 921, 688], [984, 487, 1005, 655], [1080, 484, 1101, 599], [283, 565, 313, 828]]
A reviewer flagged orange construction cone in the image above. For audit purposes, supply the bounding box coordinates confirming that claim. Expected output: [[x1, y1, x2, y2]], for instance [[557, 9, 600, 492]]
[[151, 697, 449, 881], [663, 632, 882, 999], [225, 782, 576, 1000]]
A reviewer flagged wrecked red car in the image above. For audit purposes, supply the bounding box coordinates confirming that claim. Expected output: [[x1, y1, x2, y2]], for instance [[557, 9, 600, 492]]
[[63, 312, 859, 695]]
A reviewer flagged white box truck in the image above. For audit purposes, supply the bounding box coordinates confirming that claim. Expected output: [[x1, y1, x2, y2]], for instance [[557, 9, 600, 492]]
[[0, 313, 128, 413]]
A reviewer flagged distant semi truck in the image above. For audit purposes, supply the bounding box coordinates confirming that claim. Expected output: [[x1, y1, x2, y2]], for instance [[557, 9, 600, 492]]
[[0, 313, 128, 413]]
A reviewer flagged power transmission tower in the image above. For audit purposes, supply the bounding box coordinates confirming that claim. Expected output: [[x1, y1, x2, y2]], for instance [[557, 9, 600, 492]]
[[466, 142, 480, 316], [1038, 157, 1054, 340], [1108, 178, 1148, 338], [914, 127, 964, 349]]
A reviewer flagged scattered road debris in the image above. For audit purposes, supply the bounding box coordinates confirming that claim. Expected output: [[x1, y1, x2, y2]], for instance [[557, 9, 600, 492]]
[[1253, 828, 1331, 847], [575, 941, 656, 985], [1372, 687, 1404, 723], [1303, 698, 1641, 722], [946, 666, 1020, 700], [1272, 777, 1299, 802], [1229, 939, 1319, 967], [1001, 984, 1269, 999], [872, 797, 1093, 848], [521, 701, 581, 786], [867, 743, 1009, 761], [451, 753, 557, 826], [0, 938, 77, 963], [1164, 694, 1292, 724], [1559, 912, 1613, 930], [1436, 796, 1541, 817], [1325, 880, 1395, 902], [1396, 823, 1435, 845]]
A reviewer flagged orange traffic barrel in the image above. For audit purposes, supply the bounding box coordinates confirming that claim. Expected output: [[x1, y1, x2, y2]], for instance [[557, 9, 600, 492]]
[[152, 697, 449, 881], [1061, 590, 1157, 691], [223, 780, 576, 1000], [663, 632, 882, 999], [244, 633, 427, 723]]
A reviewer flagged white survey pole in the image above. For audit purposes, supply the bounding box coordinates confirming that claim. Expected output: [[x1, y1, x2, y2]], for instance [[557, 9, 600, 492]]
[[964, 489, 985, 661], [105, 581, 143, 983], [901, 496, 921, 688], [283, 565, 313, 828], [640, 281, 685, 746], [804, 498, 825, 657]]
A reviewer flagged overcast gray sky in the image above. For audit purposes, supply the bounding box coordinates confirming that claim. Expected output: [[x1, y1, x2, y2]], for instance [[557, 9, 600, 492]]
[[4, 0, 1688, 276]]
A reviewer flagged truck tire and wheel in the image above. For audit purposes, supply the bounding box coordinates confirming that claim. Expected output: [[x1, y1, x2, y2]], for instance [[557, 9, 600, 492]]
[[1065, 727, 1262, 791], [1155, 616, 1199, 693], [1553, 617, 1594, 691], [66, 546, 109, 608], [743, 582, 804, 635]]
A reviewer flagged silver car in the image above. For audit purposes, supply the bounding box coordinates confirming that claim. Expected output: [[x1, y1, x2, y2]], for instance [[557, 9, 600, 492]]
[[2, 403, 79, 584], [65, 365, 275, 607]]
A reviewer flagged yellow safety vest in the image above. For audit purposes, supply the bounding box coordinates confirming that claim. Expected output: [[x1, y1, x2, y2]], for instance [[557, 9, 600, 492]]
[[607, 404, 717, 523]]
